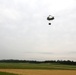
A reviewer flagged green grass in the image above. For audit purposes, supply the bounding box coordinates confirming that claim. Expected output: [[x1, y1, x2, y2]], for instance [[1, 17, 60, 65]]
[[0, 72, 18, 75], [0, 63, 76, 70]]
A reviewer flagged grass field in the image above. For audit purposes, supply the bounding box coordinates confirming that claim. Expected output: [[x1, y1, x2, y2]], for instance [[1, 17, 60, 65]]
[[0, 63, 76, 70], [0, 71, 18, 75], [0, 63, 76, 75]]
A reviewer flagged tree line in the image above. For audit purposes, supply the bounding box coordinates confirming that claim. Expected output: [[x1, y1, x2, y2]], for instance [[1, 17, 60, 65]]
[[0, 59, 76, 65]]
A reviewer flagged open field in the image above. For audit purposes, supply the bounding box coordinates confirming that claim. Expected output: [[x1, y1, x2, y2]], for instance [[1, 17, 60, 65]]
[[0, 69, 76, 75], [0, 63, 76, 75], [0, 63, 76, 70]]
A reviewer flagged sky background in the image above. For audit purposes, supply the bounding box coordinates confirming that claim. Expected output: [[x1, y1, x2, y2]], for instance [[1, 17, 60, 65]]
[[0, 0, 76, 61]]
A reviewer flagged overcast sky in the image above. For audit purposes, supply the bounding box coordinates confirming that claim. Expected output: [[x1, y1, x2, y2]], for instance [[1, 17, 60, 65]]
[[0, 0, 76, 61]]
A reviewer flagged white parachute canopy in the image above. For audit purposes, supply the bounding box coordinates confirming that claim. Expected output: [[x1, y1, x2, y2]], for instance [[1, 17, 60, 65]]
[[47, 15, 54, 25]]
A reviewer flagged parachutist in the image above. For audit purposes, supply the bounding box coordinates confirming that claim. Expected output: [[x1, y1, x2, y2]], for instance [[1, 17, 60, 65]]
[[49, 23, 51, 25], [47, 15, 54, 25]]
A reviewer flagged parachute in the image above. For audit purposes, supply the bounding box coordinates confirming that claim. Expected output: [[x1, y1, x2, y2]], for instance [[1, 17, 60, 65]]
[[47, 15, 54, 25]]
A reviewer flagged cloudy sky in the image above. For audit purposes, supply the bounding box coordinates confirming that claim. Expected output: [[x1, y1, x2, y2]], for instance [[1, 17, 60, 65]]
[[0, 0, 76, 61]]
